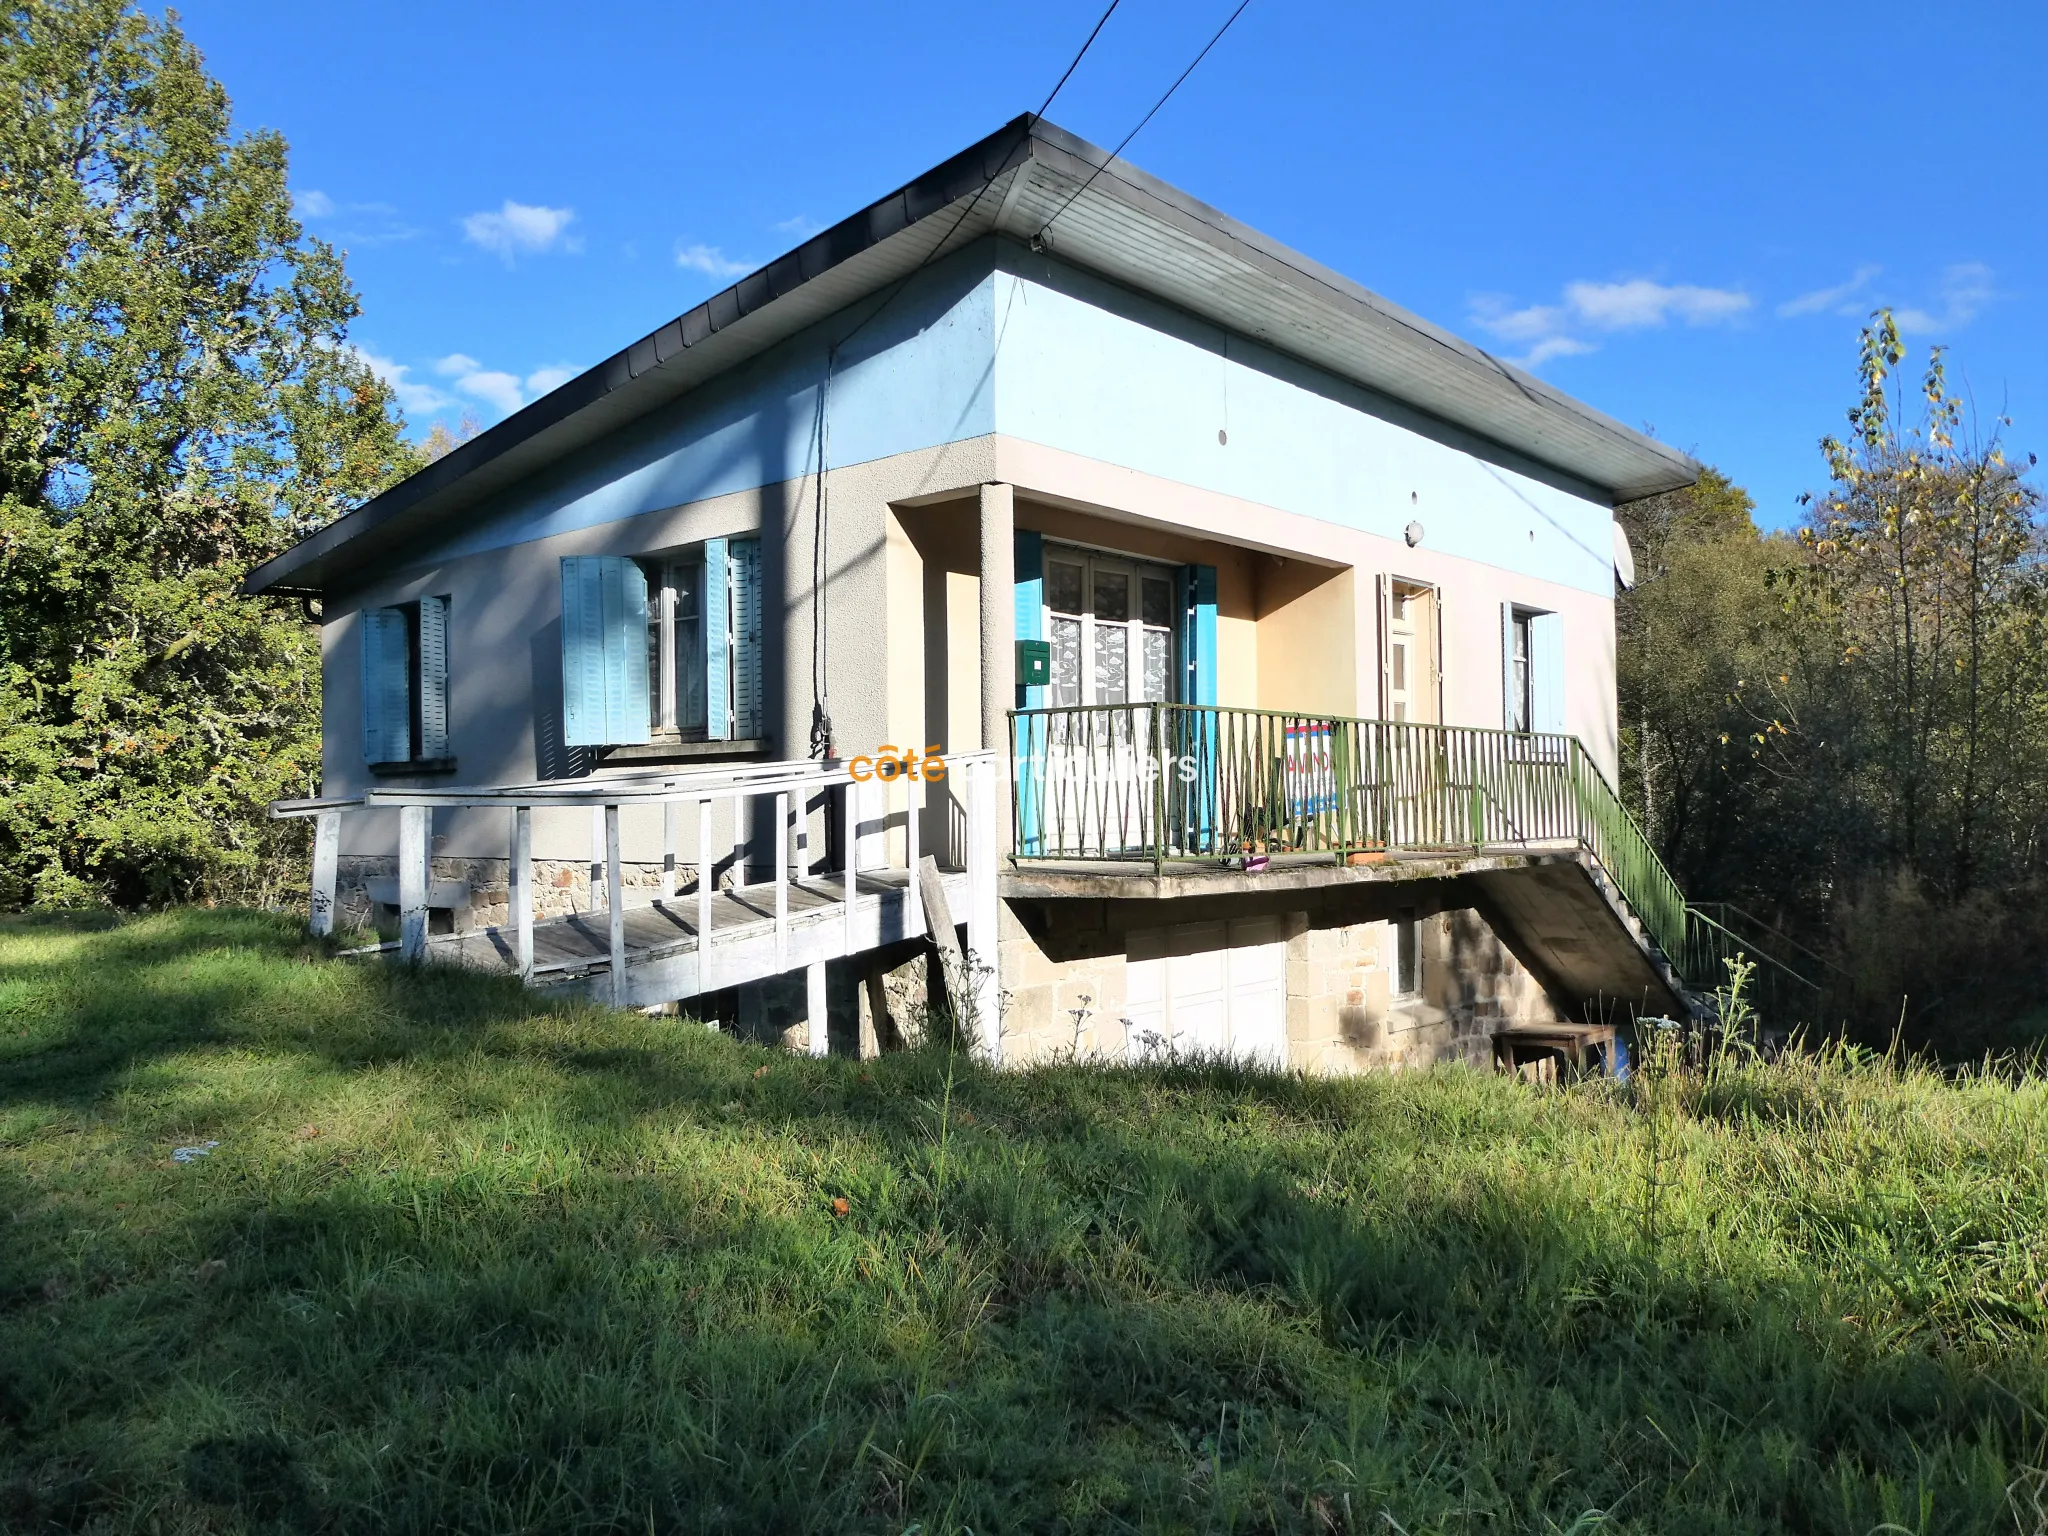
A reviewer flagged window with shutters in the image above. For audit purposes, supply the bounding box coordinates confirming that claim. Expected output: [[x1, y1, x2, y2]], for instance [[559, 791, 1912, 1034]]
[[361, 596, 452, 769], [635, 537, 764, 744]]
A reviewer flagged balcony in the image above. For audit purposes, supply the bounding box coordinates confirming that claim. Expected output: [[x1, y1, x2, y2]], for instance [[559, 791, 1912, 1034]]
[[1008, 703, 1701, 1011]]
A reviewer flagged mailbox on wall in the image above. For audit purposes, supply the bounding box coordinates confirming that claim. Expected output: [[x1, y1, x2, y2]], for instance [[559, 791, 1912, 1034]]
[[1015, 639, 1051, 688]]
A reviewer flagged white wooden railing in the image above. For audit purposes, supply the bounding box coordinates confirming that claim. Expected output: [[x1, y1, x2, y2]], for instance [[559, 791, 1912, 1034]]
[[272, 752, 1002, 1053]]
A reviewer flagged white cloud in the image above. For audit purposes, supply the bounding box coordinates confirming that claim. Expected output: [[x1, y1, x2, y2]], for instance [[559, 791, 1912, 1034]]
[[1564, 279, 1753, 330], [1778, 264, 1882, 318], [453, 370, 526, 415], [432, 353, 481, 377], [676, 242, 752, 278], [296, 190, 415, 245], [462, 200, 578, 259], [1470, 276, 1750, 369], [774, 214, 824, 239], [350, 347, 453, 418], [524, 364, 577, 396], [1895, 262, 1997, 336]]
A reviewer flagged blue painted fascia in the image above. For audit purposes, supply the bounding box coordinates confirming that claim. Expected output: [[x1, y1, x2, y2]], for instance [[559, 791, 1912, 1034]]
[[415, 245, 1000, 566]]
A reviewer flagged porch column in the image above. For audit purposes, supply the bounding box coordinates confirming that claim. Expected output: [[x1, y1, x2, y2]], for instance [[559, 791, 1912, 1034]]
[[978, 481, 1014, 761]]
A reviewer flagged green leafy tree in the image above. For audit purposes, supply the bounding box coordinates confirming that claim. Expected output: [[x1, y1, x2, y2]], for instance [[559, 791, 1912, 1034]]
[[0, 0, 414, 906]]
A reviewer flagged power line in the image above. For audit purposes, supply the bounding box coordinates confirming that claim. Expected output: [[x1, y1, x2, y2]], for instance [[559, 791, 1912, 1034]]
[[805, 0, 1125, 757], [1033, 0, 1255, 247], [828, 0, 1123, 359]]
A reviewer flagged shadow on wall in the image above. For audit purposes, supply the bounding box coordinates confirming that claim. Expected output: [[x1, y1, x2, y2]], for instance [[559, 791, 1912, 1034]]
[[531, 617, 591, 782]]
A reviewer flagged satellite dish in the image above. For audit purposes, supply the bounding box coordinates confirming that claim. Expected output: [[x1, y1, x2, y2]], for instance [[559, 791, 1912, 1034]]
[[1613, 521, 1637, 591]]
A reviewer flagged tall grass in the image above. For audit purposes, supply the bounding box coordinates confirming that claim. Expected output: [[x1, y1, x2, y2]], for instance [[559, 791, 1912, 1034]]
[[2, 910, 2045, 1533]]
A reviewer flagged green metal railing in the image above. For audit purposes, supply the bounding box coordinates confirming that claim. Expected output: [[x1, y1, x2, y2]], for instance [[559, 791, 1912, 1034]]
[[1009, 703, 1697, 977]]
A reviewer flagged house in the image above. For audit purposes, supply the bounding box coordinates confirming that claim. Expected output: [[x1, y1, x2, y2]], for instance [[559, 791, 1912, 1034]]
[[249, 115, 1710, 1072]]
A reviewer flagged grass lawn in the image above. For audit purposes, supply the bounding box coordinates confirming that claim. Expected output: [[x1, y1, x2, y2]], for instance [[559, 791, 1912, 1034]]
[[3, 911, 2046, 1534]]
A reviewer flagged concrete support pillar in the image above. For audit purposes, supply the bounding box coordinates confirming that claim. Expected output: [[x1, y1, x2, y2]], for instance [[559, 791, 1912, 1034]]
[[806, 961, 829, 1058], [978, 481, 1014, 758]]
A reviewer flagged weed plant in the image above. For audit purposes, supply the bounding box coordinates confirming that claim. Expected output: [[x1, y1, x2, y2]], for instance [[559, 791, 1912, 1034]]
[[3, 911, 2046, 1533]]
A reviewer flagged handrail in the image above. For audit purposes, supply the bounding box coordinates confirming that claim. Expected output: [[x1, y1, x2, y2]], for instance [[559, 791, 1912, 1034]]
[[1008, 703, 1705, 985]]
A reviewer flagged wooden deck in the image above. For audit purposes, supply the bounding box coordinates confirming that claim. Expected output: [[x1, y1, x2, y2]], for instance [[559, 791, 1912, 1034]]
[[418, 866, 969, 1009]]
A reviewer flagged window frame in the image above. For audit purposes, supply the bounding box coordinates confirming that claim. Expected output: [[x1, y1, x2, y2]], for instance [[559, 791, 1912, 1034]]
[[363, 595, 454, 772], [1041, 541, 1178, 709], [1393, 912, 1421, 999], [1508, 608, 1534, 734], [636, 538, 762, 747]]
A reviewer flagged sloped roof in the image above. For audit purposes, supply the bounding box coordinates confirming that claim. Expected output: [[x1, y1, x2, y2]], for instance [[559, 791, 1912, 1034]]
[[246, 114, 1697, 596]]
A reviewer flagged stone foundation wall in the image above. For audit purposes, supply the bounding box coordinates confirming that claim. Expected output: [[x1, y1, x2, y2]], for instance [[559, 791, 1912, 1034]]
[[333, 853, 684, 936], [998, 891, 1564, 1075]]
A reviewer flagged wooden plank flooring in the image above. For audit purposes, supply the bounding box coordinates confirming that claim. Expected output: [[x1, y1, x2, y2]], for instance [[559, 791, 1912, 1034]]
[[430, 868, 920, 980]]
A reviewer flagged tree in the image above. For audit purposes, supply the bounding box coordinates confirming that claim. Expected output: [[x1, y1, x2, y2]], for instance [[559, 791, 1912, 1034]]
[[1794, 311, 2048, 897], [0, 0, 414, 906]]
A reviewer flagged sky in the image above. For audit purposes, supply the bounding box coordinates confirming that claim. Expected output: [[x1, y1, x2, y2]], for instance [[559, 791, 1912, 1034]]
[[169, 0, 2048, 530]]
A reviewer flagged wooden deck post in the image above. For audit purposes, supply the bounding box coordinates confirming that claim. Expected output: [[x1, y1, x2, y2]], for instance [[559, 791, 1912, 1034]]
[[904, 774, 922, 938], [308, 810, 340, 938], [841, 780, 857, 953], [511, 805, 533, 982], [697, 797, 714, 993], [589, 804, 605, 911], [964, 758, 1001, 1062], [398, 804, 431, 963], [662, 794, 679, 902], [806, 960, 828, 1057], [605, 802, 625, 1005], [774, 789, 789, 969]]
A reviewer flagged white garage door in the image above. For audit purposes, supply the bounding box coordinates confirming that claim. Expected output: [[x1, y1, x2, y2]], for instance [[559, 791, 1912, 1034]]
[[1126, 917, 1289, 1067]]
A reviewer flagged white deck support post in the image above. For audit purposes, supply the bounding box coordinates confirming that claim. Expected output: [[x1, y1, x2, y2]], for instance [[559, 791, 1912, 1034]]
[[774, 789, 790, 969], [308, 810, 340, 937], [662, 793, 679, 902], [697, 796, 714, 994], [841, 779, 858, 952], [398, 803, 431, 963], [589, 804, 605, 911], [806, 960, 828, 1057], [511, 805, 533, 981], [964, 757, 1002, 1061], [604, 802, 625, 1005], [904, 773, 922, 938], [979, 481, 1015, 855]]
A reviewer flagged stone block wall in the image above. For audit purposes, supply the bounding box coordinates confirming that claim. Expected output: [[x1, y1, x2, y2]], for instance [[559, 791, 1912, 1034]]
[[998, 887, 1566, 1076]]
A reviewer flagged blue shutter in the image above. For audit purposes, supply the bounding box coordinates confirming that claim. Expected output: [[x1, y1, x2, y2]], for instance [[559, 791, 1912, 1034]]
[[703, 537, 730, 741], [1012, 530, 1046, 853], [1530, 611, 1565, 735], [1177, 564, 1218, 706], [417, 595, 450, 759], [729, 538, 763, 738], [1013, 529, 1044, 710], [560, 556, 652, 746], [1176, 564, 1219, 852], [361, 607, 411, 764]]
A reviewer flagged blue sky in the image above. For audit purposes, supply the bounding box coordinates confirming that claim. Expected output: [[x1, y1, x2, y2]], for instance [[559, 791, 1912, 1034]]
[[173, 0, 2045, 529]]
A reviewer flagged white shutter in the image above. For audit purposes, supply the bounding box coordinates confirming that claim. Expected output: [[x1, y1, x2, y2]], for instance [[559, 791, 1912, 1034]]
[[730, 538, 763, 738], [1224, 924, 1289, 1068], [360, 607, 411, 764], [417, 595, 450, 759]]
